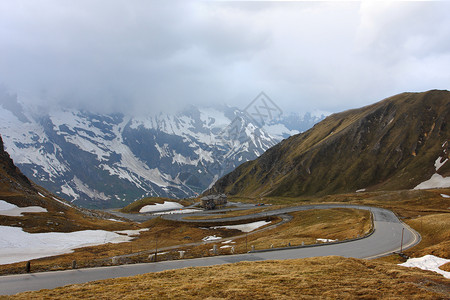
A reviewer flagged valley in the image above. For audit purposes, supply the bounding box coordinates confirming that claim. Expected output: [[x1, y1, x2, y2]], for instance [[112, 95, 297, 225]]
[[0, 90, 448, 298], [2, 1, 450, 298], [0, 96, 324, 208]]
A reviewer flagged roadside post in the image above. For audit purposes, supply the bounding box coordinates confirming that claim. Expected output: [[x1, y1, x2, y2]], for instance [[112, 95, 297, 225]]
[[155, 234, 158, 262], [400, 228, 404, 253], [246, 233, 248, 252]]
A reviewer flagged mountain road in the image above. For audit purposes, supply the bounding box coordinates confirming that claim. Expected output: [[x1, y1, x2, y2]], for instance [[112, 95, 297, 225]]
[[0, 204, 420, 295]]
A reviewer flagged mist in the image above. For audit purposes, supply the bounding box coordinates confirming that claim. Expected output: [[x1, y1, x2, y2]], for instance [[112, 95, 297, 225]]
[[0, 1, 449, 116]]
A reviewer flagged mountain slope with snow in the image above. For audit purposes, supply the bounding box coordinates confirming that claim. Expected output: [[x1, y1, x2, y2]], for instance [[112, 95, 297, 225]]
[[0, 93, 324, 208]]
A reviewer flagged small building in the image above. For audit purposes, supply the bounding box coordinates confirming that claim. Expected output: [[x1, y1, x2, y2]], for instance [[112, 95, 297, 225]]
[[201, 194, 227, 210]]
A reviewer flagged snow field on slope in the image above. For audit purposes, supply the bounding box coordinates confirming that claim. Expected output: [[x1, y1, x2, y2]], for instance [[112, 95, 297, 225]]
[[211, 220, 271, 233], [0, 226, 135, 265], [414, 155, 449, 190], [0, 200, 47, 217], [139, 201, 183, 213], [0, 108, 68, 179], [414, 174, 450, 190], [399, 255, 450, 279]]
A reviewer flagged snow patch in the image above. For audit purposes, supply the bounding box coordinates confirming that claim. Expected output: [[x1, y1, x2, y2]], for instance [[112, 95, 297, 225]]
[[0, 200, 47, 217], [73, 176, 109, 201], [53, 197, 72, 207], [202, 235, 222, 241], [440, 194, 450, 198], [199, 108, 231, 128], [139, 201, 183, 213], [211, 221, 271, 233], [61, 182, 79, 200], [108, 218, 124, 222], [221, 240, 235, 244], [263, 123, 299, 140], [414, 173, 450, 190], [316, 238, 337, 243], [0, 225, 133, 265], [356, 189, 366, 193], [399, 255, 450, 279], [435, 157, 448, 171]]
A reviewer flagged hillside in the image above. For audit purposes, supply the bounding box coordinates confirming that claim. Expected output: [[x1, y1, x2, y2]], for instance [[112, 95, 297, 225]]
[[8, 256, 449, 299], [208, 90, 450, 197]]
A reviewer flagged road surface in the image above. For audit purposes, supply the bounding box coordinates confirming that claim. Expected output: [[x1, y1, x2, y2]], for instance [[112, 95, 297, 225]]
[[0, 204, 420, 295]]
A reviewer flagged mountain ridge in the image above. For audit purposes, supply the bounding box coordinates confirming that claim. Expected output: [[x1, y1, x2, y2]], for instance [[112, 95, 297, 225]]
[[0, 95, 324, 208], [208, 90, 450, 197]]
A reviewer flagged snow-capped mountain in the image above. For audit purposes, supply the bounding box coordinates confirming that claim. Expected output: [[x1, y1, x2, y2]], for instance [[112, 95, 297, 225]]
[[0, 92, 324, 208]]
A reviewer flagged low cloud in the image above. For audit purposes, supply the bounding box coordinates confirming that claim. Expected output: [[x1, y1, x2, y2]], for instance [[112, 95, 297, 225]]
[[0, 1, 448, 115]]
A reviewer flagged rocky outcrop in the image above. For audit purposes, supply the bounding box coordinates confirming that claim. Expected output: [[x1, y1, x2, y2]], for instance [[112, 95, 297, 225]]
[[0, 135, 34, 193]]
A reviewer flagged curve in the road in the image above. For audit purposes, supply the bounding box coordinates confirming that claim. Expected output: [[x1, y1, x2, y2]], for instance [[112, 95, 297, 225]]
[[0, 204, 420, 296]]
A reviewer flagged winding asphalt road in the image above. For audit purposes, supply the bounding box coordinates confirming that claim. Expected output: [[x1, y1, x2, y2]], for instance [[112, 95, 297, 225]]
[[0, 204, 420, 296]]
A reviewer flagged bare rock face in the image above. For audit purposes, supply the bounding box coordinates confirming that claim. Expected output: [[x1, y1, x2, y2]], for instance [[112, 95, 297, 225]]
[[0, 135, 34, 193], [208, 90, 450, 198]]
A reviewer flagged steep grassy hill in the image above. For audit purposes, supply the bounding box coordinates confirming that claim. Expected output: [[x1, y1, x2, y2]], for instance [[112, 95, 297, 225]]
[[208, 90, 450, 198]]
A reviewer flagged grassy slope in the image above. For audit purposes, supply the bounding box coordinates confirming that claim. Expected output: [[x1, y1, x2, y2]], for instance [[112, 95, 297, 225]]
[[209, 90, 450, 198], [6, 256, 449, 299], [236, 208, 370, 250]]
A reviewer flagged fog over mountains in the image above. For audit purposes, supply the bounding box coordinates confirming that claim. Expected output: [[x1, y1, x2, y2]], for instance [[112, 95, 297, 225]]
[[0, 92, 324, 208]]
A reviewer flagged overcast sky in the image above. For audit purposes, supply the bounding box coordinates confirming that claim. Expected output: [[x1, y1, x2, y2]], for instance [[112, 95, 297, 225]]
[[0, 1, 449, 116]]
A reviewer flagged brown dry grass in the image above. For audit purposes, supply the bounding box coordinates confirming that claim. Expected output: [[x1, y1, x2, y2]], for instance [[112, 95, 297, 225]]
[[262, 188, 450, 258], [440, 262, 450, 272], [134, 208, 371, 258], [405, 213, 450, 258], [4, 256, 449, 299], [0, 208, 369, 275], [231, 208, 370, 251]]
